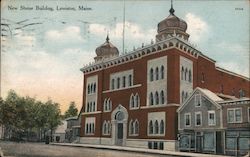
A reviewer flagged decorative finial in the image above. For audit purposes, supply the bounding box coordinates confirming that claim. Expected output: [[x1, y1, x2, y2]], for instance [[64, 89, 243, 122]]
[[169, 0, 175, 15], [106, 33, 109, 43]]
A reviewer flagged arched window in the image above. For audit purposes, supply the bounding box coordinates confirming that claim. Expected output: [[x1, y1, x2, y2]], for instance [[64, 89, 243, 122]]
[[160, 90, 165, 104], [130, 120, 134, 135], [185, 92, 188, 100], [108, 99, 112, 111], [135, 93, 140, 107], [182, 91, 185, 103], [122, 76, 126, 87], [90, 84, 93, 93], [104, 99, 107, 111], [185, 68, 188, 81], [135, 120, 139, 134], [155, 120, 159, 134], [111, 79, 115, 89], [93, 83, 96, 93], [86, 102, 89, 112], [87, 85, 90, 94], [86, 123, 89, 133], [117, 77, 120, 89], [155, 91, 159, 105], [188, 70, 192, 82], [93, 102, 96, 111], [150, 68, 154, 81], [130, 94, 134, 108], [107, 121, 111, 134], [181, 67, 184, 80], [155, 67, 159, 80], [161, 66, 164, 79], [103, 121, 107, 134], [150, 92, 154, 105], [201, 72, 205, 82], [160, 120, 164, 134], [149, 120, 153, 134], [92, 123, 95, 133], [129, 75, 132, 86]]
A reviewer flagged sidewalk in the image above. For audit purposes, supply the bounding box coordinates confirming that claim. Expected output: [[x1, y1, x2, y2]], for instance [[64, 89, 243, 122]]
[[51, 143, 229, 157]]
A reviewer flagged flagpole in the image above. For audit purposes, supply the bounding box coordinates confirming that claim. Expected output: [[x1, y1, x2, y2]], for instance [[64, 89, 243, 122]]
[[122, 0, 125, 54]]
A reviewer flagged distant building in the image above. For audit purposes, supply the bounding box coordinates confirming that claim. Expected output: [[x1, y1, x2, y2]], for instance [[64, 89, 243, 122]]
[[52, 120, 67, 143], [79, 3, 250, 151], [177, 87, 250, 156], [65, 116, 81, 143]]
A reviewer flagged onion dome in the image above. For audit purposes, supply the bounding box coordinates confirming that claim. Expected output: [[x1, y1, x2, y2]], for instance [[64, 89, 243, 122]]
[[94, 35, 119, 62], [156, 2, 189, 41]]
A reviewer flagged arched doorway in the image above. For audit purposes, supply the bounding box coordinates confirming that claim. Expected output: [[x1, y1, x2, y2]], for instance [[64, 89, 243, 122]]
[[111, 105, 128, 146]]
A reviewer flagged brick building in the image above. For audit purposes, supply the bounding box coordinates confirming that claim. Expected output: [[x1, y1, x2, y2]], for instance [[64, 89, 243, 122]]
[[79, 4, 250, 151]]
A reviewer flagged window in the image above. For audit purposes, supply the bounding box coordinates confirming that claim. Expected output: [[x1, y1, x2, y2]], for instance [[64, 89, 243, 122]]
[[155, 67, 159, 80], [201, 72, 205, 82], [130, 94, 134, 108], [185, 92, 188, 100], [103, 121, 107, 135], [93, 83, 96, 93], [235, 109, 242, 122], [208, 111, 216, 126], [184, 113, 191, 127], [104, 98, 112, 112], [160, 66, 164, 79], [150, 92, 154, 106], [117, 77, 120, 89], [87, 85, 90, 94], [154, 120, 159, 134], [155, 91, 159, 105], [129, 75, 132, 86], [160, 120, 164, 134], [134, 93, 140, 108], [149, 120, 153, 134], [181, 66, 184, 80], [93, 102, 96, 111], [239, 89, 245, 98], [111, 79, 115, 89], [181, 91, 185, 103], [184, 68, 188, 81], [195, 112, 202, 126], [227, 108, 242, 123], [122, 76, 126, 87], [188, 70, 192, 82], [129, 120, 134, 135], [195, 94, 201, 107], [160, 90, 165, 104], [134, 120, 139, 134], [150, 68, 154, 81]]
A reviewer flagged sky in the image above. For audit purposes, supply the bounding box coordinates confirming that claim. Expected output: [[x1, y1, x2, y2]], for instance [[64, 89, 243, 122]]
[[1, 0, 249, 113]]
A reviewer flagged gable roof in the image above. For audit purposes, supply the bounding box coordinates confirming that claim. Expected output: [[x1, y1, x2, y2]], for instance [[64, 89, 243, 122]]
[[177, 87, 222, 112]]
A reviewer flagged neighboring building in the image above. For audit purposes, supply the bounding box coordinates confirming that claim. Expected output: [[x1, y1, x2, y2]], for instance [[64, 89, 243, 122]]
[[177, 87, 250, 156], [79, 4, 250, 151], [52, 120, 67, 143], [65, 116, 81, 143]]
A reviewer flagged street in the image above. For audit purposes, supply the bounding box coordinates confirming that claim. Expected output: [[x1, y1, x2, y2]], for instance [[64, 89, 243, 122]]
[[0, 142, 171, 157]]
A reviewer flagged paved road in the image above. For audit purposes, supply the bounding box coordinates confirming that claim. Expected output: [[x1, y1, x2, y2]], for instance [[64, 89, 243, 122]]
[[0, 142, 171, 157]]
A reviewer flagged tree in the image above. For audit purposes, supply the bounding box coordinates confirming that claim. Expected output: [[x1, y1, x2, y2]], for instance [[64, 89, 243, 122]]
[[64, 101, 78, 119], [45, 99, 62, 142]]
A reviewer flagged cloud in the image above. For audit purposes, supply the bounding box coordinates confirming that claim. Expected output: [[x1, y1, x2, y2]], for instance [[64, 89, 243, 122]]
[[216, 42, 249, 57], [45, 26, 84, 42], [89, 21, 155, 40], [185, 13, 209, 43]]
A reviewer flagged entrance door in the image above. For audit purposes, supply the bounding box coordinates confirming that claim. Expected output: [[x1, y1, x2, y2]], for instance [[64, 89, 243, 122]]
[[216, 131, 223, 154], [196, 136, 202, 152], [117, 123, 123, 145]]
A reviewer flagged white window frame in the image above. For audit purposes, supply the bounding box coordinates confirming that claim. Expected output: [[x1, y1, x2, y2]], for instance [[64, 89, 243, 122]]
[[195, 112, 202, 126], [195, 94, 202, 107], [184, 113, 191, 127], [227, 108, 242, 123], [208, 110, 216, 126]]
